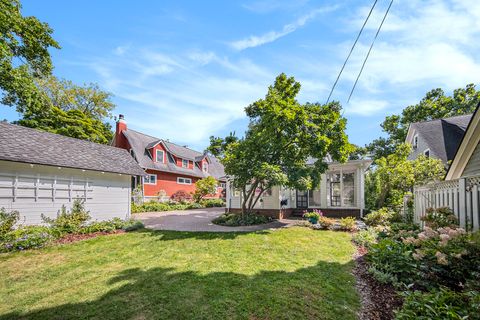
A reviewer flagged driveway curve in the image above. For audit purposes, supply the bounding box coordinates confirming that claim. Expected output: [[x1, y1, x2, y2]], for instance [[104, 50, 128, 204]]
[[135, 207, 294, 232]]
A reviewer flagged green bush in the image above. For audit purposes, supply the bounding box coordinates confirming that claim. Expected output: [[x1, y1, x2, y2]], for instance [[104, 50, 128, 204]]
[[317, 216, 335, 229], [0, 208, 20, 237], [364, 207, 396, 226], [41, 199, 91, 234], [352, 227, 379, 248], [421, 207, 458, 228], [338, 217, 357, 231], [201, 199, 225, 207], [79, 218, 144, 234], [123, 220, 144, 232], [0, 226, 54, 252], [396, 288, 480, 320], [212, 213, 272, 226]]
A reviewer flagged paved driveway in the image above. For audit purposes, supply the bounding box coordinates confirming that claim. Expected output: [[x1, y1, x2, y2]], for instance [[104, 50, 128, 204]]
[[135, 207, 294, 232]]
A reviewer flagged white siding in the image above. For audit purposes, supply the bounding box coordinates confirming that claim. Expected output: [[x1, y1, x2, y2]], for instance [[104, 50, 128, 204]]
[[462, 142, 480, 177], [0, 160, 132, 225]]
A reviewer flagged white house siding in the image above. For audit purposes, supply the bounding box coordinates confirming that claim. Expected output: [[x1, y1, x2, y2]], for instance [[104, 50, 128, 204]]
[[462, 142, 480, 177], [0, 160, 131, 225]]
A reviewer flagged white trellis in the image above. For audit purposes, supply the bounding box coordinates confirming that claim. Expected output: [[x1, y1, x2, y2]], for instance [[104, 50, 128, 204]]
[[414, 175, 480, 231]]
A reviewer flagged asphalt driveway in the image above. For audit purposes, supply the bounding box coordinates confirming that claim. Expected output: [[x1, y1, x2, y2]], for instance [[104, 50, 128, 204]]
[[135, 207, 294, 232]]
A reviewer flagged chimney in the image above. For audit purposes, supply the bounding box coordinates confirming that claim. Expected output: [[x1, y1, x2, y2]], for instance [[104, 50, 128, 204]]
[[114, 114, 128, 149]]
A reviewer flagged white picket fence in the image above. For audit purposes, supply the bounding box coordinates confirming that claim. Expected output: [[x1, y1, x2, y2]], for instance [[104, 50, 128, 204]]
[[414, 175, 480, 231]]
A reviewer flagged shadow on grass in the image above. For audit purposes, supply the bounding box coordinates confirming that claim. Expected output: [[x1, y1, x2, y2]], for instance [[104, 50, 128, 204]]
[[2, 260, 358, 320], [135, 228, 274, 241]]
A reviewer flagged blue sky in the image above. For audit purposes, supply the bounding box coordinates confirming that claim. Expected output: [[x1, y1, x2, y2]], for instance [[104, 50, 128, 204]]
[[2, 0, 480, 151]]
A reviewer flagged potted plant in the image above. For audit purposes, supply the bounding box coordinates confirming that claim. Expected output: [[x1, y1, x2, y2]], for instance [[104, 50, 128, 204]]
[[303, 209, 322, 224]]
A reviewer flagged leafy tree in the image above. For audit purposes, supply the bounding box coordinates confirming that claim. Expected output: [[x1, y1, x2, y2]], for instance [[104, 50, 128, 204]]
[[206, 132, 238, 158], [16, 106, 113, 144], [365, 144, 445, 211], [367, 84, 480, 160], [35, 76, 115, 120], [215, 73, 353, 215], [0, 0, 60, 114], [193, 176, 218, 202]]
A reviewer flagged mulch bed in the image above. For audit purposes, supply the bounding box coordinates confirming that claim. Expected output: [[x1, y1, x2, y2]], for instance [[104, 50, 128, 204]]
[[353, 246, 403, 320], [55, 230, 125, 244]]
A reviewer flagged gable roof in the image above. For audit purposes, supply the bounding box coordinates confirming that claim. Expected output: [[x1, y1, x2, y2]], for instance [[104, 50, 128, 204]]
[[122, 129, 226, 180], [446, 105, 480, 180], [406, 114, 472, 164], [0, 122, 145, 176]]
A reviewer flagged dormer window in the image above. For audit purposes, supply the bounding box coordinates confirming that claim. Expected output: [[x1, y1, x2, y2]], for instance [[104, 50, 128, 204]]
[[413, 134, 418, 149], [424, 149, 430, 158], [202, 162, 208, 172], [156, 150, 164, 163], [182, 159, 189, 168]]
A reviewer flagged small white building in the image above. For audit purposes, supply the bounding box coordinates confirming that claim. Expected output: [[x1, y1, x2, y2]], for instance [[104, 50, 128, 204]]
[[226, 159, 372, 218], [0, 122, 145, 225]]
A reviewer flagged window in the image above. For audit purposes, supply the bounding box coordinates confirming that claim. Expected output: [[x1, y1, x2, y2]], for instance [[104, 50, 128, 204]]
[[413, 134, 418, 149], [182, 159, 189, 168], [308, 185, 321, 207], [328, 173, 341, 207], [177, 177, 192, 185], [424, 149, 430, 158], [342, 172, 355, 207], [202, 161, 208, 172], [156, 150, 164, 163], [144, 174, 157, 185], [219, 182, 226, 189]]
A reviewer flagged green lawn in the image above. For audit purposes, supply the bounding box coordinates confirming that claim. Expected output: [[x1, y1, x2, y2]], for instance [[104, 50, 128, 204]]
[[0, 227, 359, 320]]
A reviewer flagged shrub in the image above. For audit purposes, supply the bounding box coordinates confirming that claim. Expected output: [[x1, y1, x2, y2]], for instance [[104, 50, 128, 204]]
[[201, 199, 225, 207], [0, 208, 19, 237], [193, 176, 217, 202], [352, 227, 379, 248], [396, 288, 480, 320], [185, 202, 203, 209], [317, 216, 335, 229], [303, 211, 321, 222], [41, 199, 91, 234], [338, 217, 357, 231], [212, 213, 272, 226], [364, 207, 396, 226], [170, 190, 192, 202], [123, 220, 144, 232], [421, 207, 458, 228], [0, 226, 54, 252]]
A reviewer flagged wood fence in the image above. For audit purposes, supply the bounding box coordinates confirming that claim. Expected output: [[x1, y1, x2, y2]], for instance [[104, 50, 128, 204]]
[[414, 176, 480, 231]]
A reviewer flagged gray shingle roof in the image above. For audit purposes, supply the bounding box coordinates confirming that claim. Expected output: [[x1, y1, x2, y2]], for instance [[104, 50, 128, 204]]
[[411, 114, 472, 163], [0, 122, 145, 176], [122, 129, 226, 181]]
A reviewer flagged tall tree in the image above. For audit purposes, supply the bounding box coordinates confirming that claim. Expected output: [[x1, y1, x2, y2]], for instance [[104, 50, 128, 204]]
[[0, 0, 60, 114], [215, 73, 353, 215], [367, 84, 480, 160]]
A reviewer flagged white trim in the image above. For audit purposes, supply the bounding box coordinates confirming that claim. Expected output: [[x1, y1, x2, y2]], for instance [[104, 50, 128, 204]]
[[181, 159, 189, 168], [413, 134, 419, 149], [202, 161, 208, 172], [156, 149, 165, 163], [177, 177, 192, 185], [143, 174, 157, 185]]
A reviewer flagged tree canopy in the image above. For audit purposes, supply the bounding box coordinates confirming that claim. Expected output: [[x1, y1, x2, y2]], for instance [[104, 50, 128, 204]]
[[0, 0, 60, 114], [366, 84, 480, 160], [193, 176, 218, 202], [214, 73, 353, 214]]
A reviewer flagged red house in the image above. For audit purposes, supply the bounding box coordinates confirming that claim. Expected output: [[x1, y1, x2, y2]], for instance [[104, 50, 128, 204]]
[[113, 115, 226, 200]]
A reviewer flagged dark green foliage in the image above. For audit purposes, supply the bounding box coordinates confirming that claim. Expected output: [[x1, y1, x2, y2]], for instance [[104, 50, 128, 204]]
[[0, 0, 60, 115], [200, 199, 226, 207], [212, 213, 272, 226], [41, 199, 91, 234], [0, 208, 19, 236], [132, 199, 224, 213], [122, 220, 144, 232], [396, 288, 480, 320]]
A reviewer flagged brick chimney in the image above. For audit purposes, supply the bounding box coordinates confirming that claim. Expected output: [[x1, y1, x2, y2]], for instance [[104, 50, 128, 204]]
[[114, 114, 129, 149]]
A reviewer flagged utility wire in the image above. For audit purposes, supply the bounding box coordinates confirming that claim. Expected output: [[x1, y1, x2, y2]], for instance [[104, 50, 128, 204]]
[[347, 0, 394, 103], [325, 0, 379, 105]]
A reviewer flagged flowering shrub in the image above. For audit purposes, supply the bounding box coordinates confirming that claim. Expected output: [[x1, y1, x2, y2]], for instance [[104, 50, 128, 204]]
[[0, 226, 53, 252], [170, 190, 193, 202], [421, 207, 458, 229], [303, 210, 321, 221], [0, 208, 20, 236]]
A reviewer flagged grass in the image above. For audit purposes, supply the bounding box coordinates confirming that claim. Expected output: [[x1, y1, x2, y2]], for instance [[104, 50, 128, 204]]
[[0, 227, 359, 320]]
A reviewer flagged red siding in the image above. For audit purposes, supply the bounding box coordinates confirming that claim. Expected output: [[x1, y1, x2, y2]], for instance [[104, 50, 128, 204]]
[[143, 169, 224, 199], [150, 144, 167, 163]]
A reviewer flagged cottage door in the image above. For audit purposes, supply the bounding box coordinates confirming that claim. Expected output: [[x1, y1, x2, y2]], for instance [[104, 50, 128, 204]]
[[296, 190, 308, 209]]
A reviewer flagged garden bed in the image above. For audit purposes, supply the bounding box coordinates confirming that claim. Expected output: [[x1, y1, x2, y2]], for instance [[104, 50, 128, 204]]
[[55, 230, 126, 244]]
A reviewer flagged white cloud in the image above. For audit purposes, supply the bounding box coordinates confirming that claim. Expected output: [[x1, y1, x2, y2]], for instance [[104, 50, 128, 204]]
[[230, 6, 337, 50], [346, 99, 389, 116]]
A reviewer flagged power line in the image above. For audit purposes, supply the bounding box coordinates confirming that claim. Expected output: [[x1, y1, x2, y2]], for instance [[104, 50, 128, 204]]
[[347, 0, 394, 103], [325, 0, 379, 105]]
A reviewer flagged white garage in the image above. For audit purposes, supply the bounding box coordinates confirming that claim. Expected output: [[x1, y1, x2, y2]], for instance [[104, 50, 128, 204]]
[[0, 121, 145, 225]]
